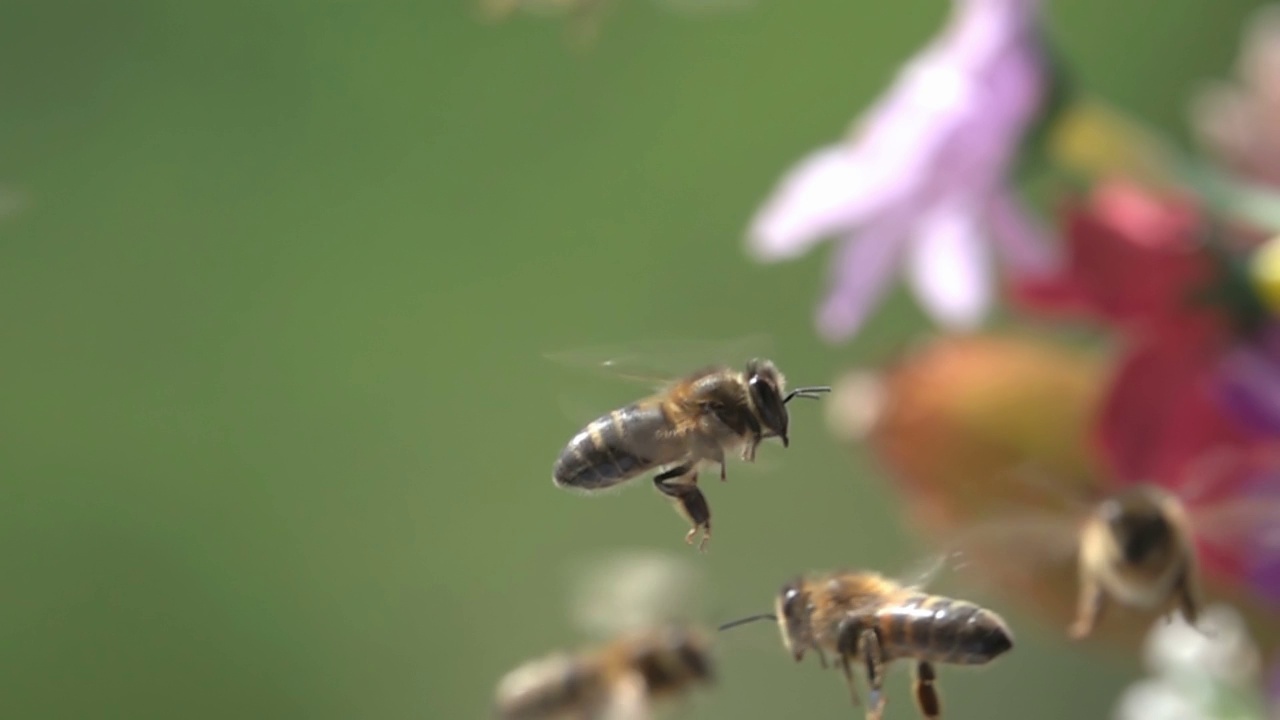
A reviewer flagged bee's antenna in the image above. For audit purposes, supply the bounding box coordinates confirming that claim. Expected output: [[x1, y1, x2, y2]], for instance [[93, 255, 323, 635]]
[[783, 386, 832, 403], [716, 613, 777, 632]]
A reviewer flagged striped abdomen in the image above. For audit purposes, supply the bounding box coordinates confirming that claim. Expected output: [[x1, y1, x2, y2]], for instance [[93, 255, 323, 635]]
[[874, 593, 1014, 666], [552, 404, 676, 490]]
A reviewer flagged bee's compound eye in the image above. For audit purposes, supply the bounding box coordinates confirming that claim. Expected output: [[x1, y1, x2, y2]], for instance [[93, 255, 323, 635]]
[[780, 586, 802, 616], [749, 375, 787, 438]]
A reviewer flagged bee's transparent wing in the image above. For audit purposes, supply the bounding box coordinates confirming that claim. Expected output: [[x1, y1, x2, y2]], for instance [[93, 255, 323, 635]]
[[1174, 445, 1280, 563], [544, 333, 776, 388], [1191, 494, 1280, 558], [567, 549, 708, 639], [894, 548, 960, 593], [980, 460, 1099, 519], [594, 671, 651, 720], [555, 392, 619, 429], [908, 510, 1084, 599]]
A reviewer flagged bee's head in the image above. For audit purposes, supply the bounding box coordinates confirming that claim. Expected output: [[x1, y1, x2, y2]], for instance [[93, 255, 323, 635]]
[[1099, 492, 1174, 566], [745, 358, 789, 447], [774, 579, 813, 662], [668, 626, 715, 682], [638, 626, 715, 689]]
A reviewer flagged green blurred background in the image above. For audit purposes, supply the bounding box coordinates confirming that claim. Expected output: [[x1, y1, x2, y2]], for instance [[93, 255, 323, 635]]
[[0, 1, 1268, 718]]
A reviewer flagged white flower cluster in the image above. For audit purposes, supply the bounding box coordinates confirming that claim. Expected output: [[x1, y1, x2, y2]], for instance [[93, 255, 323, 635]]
[[1114, 605, 1270, 720]]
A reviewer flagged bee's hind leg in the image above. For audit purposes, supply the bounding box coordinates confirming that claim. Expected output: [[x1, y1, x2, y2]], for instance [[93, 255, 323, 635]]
[[911, 661, 940, 720], [653, 463, 711, 551], [1174, 567, 1202, 629]]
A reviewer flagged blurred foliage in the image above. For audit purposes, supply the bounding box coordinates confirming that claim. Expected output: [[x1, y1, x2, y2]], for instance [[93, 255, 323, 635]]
[[0, 1, 1273, 719]]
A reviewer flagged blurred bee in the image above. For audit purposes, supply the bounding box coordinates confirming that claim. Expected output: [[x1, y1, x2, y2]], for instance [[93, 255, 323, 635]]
[[493, 550, 717, 720], [718, 558, 1015, 720], [1067, 483, 1203, 639], [935, 451, 1280, 642], [548, 340, 830, 550]]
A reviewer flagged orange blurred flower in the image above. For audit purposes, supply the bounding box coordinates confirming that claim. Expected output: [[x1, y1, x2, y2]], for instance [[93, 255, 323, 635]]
[[826, 333, 1280, 658]]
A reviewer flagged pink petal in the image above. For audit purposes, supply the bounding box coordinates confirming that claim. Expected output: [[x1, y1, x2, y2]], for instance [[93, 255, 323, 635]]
[[986, 187, 1060, 276], [905, 201, 992, 329], [816, 210, 914, 342], [747, 142, 914, 262]]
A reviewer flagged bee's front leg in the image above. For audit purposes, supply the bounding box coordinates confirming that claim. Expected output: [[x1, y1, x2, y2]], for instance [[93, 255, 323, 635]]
[[858, 628, 887, 720], [694, 439, 730, 482], [1068, 572, 1106, 640], [834, 615, 869, 709]]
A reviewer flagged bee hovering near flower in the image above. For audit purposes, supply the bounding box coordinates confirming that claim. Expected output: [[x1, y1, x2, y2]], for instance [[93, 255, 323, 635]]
[[930, 455, 1280, 643], [548, 338, 830, 551]]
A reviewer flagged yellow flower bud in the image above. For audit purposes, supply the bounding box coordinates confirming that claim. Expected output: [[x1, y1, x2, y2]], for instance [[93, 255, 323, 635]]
[[1249, 233, 1280, 315]]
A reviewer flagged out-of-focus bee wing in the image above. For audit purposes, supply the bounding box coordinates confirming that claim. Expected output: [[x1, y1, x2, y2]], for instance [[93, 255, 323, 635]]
[[567, 550, 708, 639], [1172, 445, 1280, 558], [594, 671, 651, 720], [1191, 494, 1280, 556], [555, 392, 622, 429], [981, 460, 1099, 519], [544, 334, 776, 388], [914, 511, 1084, 597]]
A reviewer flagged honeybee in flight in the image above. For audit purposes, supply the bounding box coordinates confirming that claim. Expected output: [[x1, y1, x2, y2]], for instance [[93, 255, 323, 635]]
[[1068, 483, 1203, 639], [717, 558, 1015, 720], [942, 450, 1280, 641], [549, 339, 830, 550], [493, 551, 716, 720]]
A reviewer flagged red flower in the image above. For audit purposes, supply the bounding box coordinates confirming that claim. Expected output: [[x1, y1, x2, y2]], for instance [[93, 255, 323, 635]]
[[1011, 179, 1264, 473], [1096, 333, 1254, 483], [1013, 179, 1227, 346], [832, 333, 1280, 654]]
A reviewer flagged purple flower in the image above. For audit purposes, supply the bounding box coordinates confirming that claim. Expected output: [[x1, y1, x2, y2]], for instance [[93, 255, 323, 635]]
[[1218, 321, 1280, 435], [746, 0, 1058, 342]]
